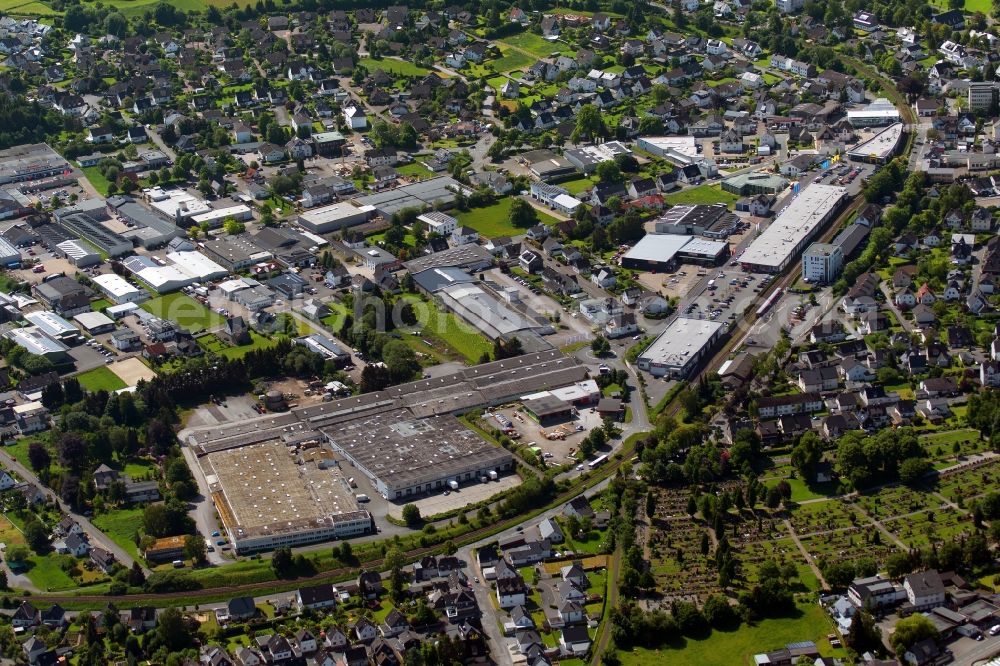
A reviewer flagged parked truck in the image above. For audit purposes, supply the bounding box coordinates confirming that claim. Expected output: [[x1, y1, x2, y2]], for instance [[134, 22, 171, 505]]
[[448, 479, 459, 491], [488, 470, 499, 481]]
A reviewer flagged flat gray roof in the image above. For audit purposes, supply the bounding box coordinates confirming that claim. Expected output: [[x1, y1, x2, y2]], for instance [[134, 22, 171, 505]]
[[847, 123, 904, 160], [639, 317, 724, 369], [623, 234, 692, 264], [740, 184, 847, 270], [354, 176, 464, 216]]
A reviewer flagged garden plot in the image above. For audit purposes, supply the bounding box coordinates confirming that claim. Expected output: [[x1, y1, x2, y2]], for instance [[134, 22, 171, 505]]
[[855, 484, 941, 519], [883, 506, 973, 550], [935, 457, 1000, 505], [786, 499, 860, 536]]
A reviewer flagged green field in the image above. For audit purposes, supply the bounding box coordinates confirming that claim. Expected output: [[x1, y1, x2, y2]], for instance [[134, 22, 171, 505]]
[[396, 162, 432, 179], [91, 508, 144, 561], [196, 330, 276, 359], [665, 184, 740, 208], [81, 166, 112, 197], [401, 295, 492, 364], [1, 0, 61, 15], [141, 293, 224, 332], [499, 32, 571, 57], [90, 298, 111, 312], [359, 57, 431, 77], [75, 366, 128, 393], [25, 554, 78, 592], [455, 198, 560, 238], [493, 46, 535, 72], [619, 600, 842, 666]]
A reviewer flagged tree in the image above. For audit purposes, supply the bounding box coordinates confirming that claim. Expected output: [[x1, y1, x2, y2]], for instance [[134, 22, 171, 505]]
[[899, 457, 931, 485], [381, 340, 420, 383], [847, 610, 882, 654], [223, 218, 245, 235], [5, 544, 30, 565], [890, 614, 939, 656], [27, 442, 51, 473], [596, 160, 623, 183], [183, 534, 206, 564], [507, 198, 539, 228], [571, 104, 608, 144], [24, 519, 49, 554], [271, 546, 293, 577], [591, 335, 611, 356], [401, 503, 422, 528], [790, 432, 823, 482]]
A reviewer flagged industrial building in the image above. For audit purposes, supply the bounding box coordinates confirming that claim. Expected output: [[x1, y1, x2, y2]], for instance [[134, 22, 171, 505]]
[[54, 239, 101, 267], [846, 123, 905, 164], [56, 211, 133, 257], [324, 409, 513, 501], [0, 236, 19, 268], [637, 317, 725, 378], [4, 326, 69, 360], [185, 351, 587, 513], [654, 204, 741, 239], [0, 144, 69, 185], [621, 234, 729, 271], [200, 235, 273, 272], [24, 311, 81, 343], [721, 171, 789, 196], [353, 176, 466, 217], [801, 242, 844, 284], [106, 196, 182, 249], [91, 273, 150, 304], [73, 311, 115, 335], [200, 440, 372, 554], [739, 184, 848, 273], [293, 335, 351, 365], [296, 201, 374, 234], [437, 281, 553, 340], [635, 136, 718, 177], [123, 255, 198, 293], [164, 250, 229, 281], [402, 244, 493, 274], [846, 98, 901, 127], [32, 277, 94, 317]]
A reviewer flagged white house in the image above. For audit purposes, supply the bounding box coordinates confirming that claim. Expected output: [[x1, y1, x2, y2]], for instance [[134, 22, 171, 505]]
[[344, 105, 367, 130], [497, 576, 528, 609], [903, 570, 946, 611]]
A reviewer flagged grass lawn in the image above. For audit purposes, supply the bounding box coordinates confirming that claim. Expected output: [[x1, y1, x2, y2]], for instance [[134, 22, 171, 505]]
[[197, 330, 277, 360], [321, 301, 350, 334], [141, 293, 224, 332], [25, 554, 78, 592], [122, 458, 157, 478], [454, 198, 560, 237], [493, 45, 534, 72], [358, 57, 430, 77], [91, 508, 144, 561], [81, 166, 112, 196], [401, 295, 492, 364], [559, 177, 598, 195], [3, 435, 50, 472], [90, 298, 111, 312], [75, 366, 127, 393], [665, 184, 740, 208], [0, 514, 25, 546], [396, 162, 432, 179], [499, 32, 570, 57], [619, 600, 842, 666], [768, 477, 845, 503]]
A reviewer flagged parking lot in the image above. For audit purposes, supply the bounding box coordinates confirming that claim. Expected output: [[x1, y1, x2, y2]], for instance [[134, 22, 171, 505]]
[[486, 403, 605, 468], [386, 474, 521, 521], [679, 268, 766, 325]]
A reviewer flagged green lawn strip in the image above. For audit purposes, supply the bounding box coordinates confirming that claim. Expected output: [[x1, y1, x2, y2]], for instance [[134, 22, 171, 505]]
[[454, 198, 560, 237], [664, 184, 740, 208], [618, 600, 843, 665], [141, 293, 225, 332], [80, 166, 111, 196], [25, 554, 79, 592], [320, 301, 350, 334], [493, 46, 534, 72], [90, 298, 111, 312], [91, 508, 144, 561], [395, 162, 432, 179], [75, 366, 128, 393], [401, 294, 492, 363], [358, 57, 430, 77]]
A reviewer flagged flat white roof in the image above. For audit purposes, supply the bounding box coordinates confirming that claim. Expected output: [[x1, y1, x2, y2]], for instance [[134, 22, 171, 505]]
[[24, 310, 77, 337], [13, 401, 45, 415], [681, 237, 729, 257], [107, 302, 140, 316], [639, 136, 699, 157], [553, 193, 583, 210], [166, 250, 229, 280], [145, 186, 211, 219], [623, 234, 693, 264], [740, 184, 847, 269], [134, 265, 197, 292], [73, 310, 114, 330], [5, 326, 69, 355], [639, 317, 724, 369], [93, 273, 144, 298], [299, 201, 370, 224], [847, 123, 905, 159], [190, 204, 251, 225]]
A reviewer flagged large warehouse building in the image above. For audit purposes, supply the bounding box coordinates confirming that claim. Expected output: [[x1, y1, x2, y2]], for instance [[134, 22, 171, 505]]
[[621, 234, 730, 271], [739, 184, 847, 273], [185, 351, 588, 527], [297, 201, 374, 234], [637, 317, 725, 378]]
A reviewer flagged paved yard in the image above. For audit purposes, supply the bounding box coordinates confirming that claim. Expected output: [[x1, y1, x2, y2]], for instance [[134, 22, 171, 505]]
[[387, 475, 521, 520]]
